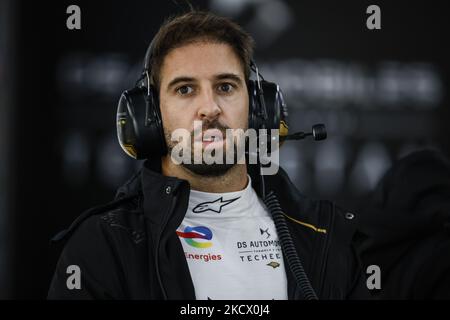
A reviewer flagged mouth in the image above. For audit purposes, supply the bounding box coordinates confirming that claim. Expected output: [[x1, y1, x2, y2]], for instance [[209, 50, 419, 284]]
[[197, 129, 224, 148], [202, 140, 224, 149]]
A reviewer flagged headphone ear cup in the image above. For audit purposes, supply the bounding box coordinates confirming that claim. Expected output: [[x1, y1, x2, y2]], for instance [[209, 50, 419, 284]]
[[248, 80, 289, 153], [260, 81, 289, 131], [247, 80, 260, 130], [276, 85, 289, 145], [116, 85, 167, 160], [248, 80, 289, 134]]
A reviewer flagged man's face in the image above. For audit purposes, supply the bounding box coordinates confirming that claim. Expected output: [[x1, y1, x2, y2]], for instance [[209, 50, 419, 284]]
[[159, 41, 249, 176]]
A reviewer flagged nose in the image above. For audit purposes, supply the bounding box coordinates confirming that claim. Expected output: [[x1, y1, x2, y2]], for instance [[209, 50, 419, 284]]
[[197, 87, 221, 122]]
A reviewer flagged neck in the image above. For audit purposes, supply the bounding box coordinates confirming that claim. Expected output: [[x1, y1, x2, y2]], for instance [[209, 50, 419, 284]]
[[161, 156, 248, 193]]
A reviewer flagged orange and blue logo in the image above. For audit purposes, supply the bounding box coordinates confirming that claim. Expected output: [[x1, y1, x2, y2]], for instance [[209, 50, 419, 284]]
[[176, 226, 213, 248]]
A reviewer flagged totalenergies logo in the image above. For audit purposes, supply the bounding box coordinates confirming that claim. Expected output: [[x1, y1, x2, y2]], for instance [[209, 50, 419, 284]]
[[176, 226, 213, 248]]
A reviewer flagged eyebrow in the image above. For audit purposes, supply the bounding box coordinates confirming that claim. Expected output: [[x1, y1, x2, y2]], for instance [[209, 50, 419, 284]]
[[166, 76, 195, 92], [166, 73, 244, 92], [214, 73, 243, 86]]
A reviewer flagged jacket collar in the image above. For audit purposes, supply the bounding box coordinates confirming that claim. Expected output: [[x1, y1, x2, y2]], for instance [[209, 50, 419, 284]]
[[140, 161, 268, 226], [141, 160, 187, 227]]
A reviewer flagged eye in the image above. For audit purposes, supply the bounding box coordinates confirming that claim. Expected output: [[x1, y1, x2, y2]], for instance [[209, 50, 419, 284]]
[[176, 85, 194, 95], [217, 83, 235, 93]]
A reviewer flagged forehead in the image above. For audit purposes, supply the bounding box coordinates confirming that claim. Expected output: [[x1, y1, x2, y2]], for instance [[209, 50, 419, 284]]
[[159, 42, 245, 84]]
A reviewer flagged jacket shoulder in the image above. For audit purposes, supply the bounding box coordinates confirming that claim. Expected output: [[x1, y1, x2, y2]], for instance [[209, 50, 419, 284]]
[[268, 166, 367, 298], [52, 192, 143, 244], [48, 201, 146, 299], [48, 213, 123, 299]]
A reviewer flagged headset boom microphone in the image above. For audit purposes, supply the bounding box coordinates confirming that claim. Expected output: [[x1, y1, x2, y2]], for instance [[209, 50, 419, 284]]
[[282, 124, 327, 142]]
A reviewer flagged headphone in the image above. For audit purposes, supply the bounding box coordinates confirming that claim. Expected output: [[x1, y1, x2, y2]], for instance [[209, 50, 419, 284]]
[[117, 39, 289, 160]]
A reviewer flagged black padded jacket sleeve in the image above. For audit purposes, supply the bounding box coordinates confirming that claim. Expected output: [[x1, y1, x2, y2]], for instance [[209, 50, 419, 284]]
[[47, 215, 125, 300]]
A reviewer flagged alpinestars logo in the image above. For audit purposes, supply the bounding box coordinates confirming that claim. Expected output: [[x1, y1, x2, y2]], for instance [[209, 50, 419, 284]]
[[193, 197, 240, 213], [260, 228, 271, 239]]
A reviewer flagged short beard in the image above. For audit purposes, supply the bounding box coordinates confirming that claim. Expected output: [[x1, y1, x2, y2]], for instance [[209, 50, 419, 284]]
[[164, 120, 245, 177], [182, 162, 235, 177]]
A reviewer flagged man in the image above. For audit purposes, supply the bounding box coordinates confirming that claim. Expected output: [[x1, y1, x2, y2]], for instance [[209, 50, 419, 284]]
[[48, 11, 366, 300]]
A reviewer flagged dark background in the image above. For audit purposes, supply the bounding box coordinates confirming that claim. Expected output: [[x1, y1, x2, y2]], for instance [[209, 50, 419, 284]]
[[0, 0, 449, 298]]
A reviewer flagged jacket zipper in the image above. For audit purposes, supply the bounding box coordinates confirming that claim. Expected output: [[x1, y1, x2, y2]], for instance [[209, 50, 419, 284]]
[[155, 193, 178, 300], [317, 200, 334, 296]]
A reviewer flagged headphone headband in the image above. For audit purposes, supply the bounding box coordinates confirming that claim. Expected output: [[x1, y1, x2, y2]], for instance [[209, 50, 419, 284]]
[[143, 38, 156, 72]]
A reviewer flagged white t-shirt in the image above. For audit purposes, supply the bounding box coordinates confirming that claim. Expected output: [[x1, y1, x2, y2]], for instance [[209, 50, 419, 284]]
[[176, 175, 288, 300]]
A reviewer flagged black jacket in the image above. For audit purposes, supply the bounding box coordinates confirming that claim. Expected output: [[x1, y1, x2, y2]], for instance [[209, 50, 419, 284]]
[[356, 150, 450, 299], [48, 161, 366, 299]]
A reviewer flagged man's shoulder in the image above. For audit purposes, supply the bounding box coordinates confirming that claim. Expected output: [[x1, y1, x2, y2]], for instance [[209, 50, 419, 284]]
[[264, 167, 366, 298], [266, 166, 358, 232], [53, 194, 145, 247], [48, 200, 146, 299]]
